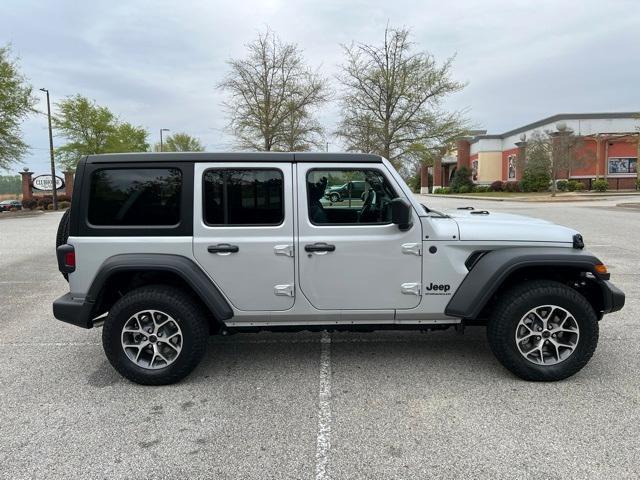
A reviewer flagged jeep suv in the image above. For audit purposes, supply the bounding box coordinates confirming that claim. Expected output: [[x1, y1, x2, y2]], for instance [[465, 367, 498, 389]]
[[53, 152, 624, 385]]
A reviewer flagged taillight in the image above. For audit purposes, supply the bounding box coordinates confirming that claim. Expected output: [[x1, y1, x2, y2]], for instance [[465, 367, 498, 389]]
[[64, 251, 75, 268], [57, 244, 76, 274]]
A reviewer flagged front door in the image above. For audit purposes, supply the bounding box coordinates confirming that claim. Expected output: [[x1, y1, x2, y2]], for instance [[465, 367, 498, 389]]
[[193, 163, 295, 311], [297, 163, 422, 310]]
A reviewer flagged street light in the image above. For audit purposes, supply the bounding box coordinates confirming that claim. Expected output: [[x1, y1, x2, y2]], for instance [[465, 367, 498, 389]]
[[39, 88, 58, 211], [159, 128, 170, 152]]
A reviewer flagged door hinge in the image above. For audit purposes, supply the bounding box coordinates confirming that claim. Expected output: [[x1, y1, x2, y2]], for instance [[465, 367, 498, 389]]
[[274, 284, 295, 297], [401, 243, 421, 256], [274, 244, 294, 257], [401, 282, 422, 296]]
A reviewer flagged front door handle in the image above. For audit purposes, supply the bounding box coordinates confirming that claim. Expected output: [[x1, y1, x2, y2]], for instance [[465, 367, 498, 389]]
[[208, 244, 239, 254], [304, 243, 336, 253]]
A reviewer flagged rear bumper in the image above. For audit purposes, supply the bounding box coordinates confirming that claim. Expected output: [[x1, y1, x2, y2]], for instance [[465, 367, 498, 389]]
[[52, 293, 95, 329], [601, 280, 625, 314]]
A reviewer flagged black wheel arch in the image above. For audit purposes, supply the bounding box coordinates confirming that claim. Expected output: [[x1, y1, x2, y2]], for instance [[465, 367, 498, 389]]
[[445, 247, 623, 321], [87, 254, 233, 330]]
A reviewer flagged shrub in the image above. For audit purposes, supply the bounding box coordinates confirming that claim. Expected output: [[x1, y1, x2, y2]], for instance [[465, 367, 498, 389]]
[[46, 204, 55, 210], [22, 199, 38, 210], [520, 170, 550, 192], [440, 187, 452, 194], [489, 180, 503, 192], [449, 166, 474, 193], [556, 180, 568, 192], [406, 175, 421, 193], [637, 179, 640, 191], [473, 185, 490, 193], [504, 181, 521, 192], [58, 201, 71, 209], [432, 187, 443, 194], [566, 180, 581, 192], [573, 182, 585, 191], [592, 179, 608, 192], [457, 185, 471, 194]]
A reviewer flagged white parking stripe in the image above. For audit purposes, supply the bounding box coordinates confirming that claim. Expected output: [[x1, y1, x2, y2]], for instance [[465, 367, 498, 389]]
[[315, 330, 332, 480]]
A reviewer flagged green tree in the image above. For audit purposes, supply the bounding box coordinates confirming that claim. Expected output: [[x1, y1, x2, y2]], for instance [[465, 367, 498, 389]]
[[106, 122, 149, 153], [336, 26, 468, 166], [0, 174, 21, 194], [218, 29, 329, 151], [0, 45, 37, 169], [53, 95, 148, 169], [520, 131, 551, 192], [153, 132, 205, 152]]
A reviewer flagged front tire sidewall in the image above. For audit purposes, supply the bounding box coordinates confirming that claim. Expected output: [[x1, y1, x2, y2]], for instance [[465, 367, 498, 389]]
[[103, 287, 207, 385], [489, 282, 599, 381]]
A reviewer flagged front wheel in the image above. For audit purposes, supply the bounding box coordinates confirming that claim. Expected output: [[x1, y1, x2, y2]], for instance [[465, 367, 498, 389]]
[[329, 192, 341, 203], [487, 280, 599, 381], [102, 285, 209, 385]]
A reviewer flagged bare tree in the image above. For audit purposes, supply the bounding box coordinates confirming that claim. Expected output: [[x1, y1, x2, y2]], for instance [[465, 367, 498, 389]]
[[548, 124, 593, 195], [336, 25, 468, 165], [218, 30, 329, 151]]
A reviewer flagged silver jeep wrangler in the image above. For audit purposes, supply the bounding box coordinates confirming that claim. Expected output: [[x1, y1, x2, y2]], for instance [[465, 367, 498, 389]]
[[53, 153, 625, 385]]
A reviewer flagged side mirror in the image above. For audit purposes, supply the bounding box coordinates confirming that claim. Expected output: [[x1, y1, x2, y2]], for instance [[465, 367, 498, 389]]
[[391, 198, 413, 231]]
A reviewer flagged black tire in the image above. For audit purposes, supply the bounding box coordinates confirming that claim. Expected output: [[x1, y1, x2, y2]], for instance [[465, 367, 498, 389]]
[[56, 209, 71, 281], [102, 285, 209, 385], [329, 192, 340, 203], [487, 280, 598, 381]]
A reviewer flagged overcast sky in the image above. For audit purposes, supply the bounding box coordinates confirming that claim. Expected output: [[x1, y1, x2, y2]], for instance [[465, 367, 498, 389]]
[[3, 0, 639, 173]]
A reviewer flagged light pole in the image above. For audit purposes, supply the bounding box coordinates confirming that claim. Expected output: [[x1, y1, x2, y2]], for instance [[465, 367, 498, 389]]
[[40, 88, 58, 211], [160, 128, 170, 152]]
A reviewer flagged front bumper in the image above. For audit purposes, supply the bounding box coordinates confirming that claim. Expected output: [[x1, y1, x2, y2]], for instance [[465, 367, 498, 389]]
[[52, 293, 95, 329], [600, 280, 625, 314]]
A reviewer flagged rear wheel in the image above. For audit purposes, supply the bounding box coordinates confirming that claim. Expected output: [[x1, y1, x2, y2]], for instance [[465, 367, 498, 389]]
[[487, 280, 598, 381], [102, 285, 209, 385]]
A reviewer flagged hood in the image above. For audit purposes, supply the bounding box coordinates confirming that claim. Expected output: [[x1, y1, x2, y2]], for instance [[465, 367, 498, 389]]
[[446, 209, 579, 243]]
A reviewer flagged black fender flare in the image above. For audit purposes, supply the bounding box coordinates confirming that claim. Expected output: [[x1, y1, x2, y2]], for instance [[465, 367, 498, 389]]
[[87, 253, 233, 322], [445, 247, 614, 320]]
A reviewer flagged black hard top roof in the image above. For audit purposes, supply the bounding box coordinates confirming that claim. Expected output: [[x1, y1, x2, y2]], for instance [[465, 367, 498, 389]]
[[84, 152, 384, 164]]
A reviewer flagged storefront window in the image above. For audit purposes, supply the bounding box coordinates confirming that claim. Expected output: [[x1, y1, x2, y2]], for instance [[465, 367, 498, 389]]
[[508, 154, 516, 180], [471, 160, 478, 182], [608, 157, 637, 175]]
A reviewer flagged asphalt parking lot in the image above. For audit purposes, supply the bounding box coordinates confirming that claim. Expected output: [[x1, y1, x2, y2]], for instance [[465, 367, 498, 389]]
[[1, 197, 639, 479]]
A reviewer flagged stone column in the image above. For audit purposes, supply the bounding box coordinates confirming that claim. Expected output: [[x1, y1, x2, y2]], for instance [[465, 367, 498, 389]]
[[63, 171, 75, 198], [19, 168, 33, 201], [433, 156, 443, 190], [420, 164, 430, 194], [456, 139, 471, 170]]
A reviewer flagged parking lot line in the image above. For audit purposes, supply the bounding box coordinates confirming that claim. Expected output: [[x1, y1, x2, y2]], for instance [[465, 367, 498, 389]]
[[315, 330, 332, 480]]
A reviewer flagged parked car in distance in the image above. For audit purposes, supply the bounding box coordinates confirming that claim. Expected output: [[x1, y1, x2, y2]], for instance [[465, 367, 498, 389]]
[[325, 180, 367, 203], [0, 200, 22, 212]]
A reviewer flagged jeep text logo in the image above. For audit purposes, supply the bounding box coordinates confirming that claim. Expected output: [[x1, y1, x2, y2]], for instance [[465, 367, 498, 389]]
[[425, 282, 451, 294]]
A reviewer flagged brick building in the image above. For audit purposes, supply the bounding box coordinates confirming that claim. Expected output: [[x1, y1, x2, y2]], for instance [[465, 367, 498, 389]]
[[428, 112, 639, 191]]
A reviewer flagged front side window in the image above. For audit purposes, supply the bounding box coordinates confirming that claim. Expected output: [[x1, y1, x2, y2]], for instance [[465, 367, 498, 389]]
[[307, 169, 398, 225], [88, 168, 182, 226], [608, 157, 637, 175], [203, 169, 284, 225]]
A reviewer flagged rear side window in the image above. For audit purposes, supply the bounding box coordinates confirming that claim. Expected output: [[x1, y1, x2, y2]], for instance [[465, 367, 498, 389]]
[[88, 168, 182, 226], [203, 169, 284, 225]]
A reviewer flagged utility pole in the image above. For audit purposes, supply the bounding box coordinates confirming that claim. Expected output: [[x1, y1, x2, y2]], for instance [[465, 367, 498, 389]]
[[40, 88, 58, 211], [160, 128, 170, 152]]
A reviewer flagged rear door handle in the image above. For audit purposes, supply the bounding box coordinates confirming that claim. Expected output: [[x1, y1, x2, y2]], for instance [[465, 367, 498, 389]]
[[304, 243, 336, 253], [208, 243, 239, 254]]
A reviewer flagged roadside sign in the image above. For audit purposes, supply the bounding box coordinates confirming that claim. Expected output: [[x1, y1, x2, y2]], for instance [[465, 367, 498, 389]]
[[32, 174, 64, 191]]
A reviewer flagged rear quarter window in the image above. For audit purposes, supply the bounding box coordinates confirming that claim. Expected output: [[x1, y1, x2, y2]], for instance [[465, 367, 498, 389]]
[[88, 168, 182, 226]]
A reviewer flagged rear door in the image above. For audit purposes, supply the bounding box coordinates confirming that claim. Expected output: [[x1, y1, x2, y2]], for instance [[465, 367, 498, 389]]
[[193, 162, 295, 311], [297, 162, 423, 310]]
